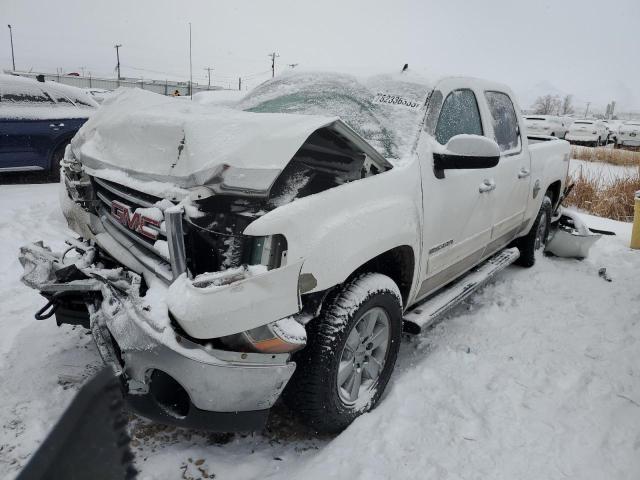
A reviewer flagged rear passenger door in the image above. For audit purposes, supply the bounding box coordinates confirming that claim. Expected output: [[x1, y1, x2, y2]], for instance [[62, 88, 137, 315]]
[[483, 91, 531, 256]]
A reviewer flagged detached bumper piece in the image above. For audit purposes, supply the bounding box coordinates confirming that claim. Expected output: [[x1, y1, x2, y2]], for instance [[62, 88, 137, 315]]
[[545, 210, 602, 259], [19, 240, 296, 432]]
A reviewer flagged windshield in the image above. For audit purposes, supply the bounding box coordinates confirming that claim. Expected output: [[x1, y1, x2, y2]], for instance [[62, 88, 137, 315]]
[[237, 71, 432, 160]]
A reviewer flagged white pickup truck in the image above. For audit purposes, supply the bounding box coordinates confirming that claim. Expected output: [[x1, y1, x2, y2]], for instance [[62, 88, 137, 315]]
[[20, 71, 570, 433]]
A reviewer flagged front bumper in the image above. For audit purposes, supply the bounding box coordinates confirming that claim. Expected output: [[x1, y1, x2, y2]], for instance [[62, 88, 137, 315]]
[[19, 241, 296, 431]]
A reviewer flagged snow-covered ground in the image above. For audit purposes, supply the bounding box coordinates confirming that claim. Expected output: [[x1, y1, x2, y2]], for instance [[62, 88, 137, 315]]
[[1, 183, 639, 480], [569, 158, 639, 183]]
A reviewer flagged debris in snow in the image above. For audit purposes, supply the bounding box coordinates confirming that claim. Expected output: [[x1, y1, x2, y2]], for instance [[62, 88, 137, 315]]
[[598, 267, 613, 282]]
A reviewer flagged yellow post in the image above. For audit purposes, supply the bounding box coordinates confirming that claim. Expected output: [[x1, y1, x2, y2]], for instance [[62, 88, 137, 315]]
[[632, 190, 640, 249]]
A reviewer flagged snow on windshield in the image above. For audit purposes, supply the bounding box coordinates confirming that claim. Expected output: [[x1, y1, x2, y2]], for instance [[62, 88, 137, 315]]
[[237, 71, 432, 160]]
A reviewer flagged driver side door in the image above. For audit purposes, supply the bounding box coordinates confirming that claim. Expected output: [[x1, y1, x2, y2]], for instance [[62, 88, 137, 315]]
[[416, 83, 496, 300]]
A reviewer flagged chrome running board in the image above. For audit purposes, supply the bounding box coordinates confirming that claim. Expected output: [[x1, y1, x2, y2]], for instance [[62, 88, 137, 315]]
[[403, 247, 520, 334]]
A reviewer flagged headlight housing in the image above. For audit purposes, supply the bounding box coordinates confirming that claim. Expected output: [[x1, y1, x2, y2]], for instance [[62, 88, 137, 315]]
[[220, 317, 307, 353]]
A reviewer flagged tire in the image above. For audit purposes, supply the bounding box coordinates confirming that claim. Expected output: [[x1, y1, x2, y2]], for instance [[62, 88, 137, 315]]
[[514, 195, 552, 268], [284, 273, 403, 433], [47, 142, 68, 182]]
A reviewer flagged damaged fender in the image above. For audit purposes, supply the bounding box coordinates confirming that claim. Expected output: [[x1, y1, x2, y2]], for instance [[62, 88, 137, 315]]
[[166, 260, 304, 339]]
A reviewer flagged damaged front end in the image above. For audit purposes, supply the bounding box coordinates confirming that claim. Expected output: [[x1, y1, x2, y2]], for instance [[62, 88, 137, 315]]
[[19, 114, 391, 431], [19, 240, 297, 431]]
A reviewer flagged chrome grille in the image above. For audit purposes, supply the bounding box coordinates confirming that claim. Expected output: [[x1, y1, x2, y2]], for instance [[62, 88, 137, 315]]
[[91, 176, 186, 282]]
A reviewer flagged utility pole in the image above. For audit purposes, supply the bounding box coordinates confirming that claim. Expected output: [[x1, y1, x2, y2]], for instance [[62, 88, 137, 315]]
[[204, 67, 213, 90], [188, 23, 193, 99], [288, 63, 299, 69], [585, 102, 591, 118], [268, 51, 279, 78], [114, 44, 122, 81], [238, 77, 242, 91], [7, 24, 15, 71]]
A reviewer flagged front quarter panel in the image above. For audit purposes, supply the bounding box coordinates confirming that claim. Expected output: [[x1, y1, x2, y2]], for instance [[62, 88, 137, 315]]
[[243, 161, 423, 295]]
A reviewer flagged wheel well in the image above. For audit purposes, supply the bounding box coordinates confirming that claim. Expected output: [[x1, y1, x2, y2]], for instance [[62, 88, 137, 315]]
[[351, 246, 415, 307], [49, 136, 73, 169], [546, 180, 562, 210]]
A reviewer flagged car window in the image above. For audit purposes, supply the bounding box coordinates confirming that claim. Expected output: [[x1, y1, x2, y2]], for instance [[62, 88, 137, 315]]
[[1, 84, 55, 105], [485, 91, 520, 152], [435, 89, 483, 145]]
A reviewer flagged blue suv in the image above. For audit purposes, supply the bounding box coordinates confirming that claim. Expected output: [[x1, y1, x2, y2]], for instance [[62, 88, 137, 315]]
[[0, 74, 98, 181]]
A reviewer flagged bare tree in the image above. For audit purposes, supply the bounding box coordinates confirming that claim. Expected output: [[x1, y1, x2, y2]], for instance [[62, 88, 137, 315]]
[[560, 95, 575, 115], [533, 94, 561, 115]]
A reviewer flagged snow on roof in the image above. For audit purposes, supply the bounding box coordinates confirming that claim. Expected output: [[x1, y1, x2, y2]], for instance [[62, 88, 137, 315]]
[[0, 74, 97, 120]]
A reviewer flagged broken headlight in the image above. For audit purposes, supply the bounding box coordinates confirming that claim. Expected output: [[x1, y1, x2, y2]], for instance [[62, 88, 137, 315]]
[[220, 317, 306, 354]]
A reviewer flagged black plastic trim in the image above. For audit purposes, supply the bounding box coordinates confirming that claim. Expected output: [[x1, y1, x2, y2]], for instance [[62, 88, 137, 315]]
[[126, 393, 270, 432]]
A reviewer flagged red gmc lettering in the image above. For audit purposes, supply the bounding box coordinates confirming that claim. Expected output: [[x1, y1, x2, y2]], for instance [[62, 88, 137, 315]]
[[110, 200, 161, 240]]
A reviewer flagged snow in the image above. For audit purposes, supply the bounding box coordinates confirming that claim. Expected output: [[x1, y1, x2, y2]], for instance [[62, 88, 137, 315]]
[[0, 73, 97, 119], [192, 90, 246, 107], [1, 184, 640, 480], [237, 70, 432, 160], [569, 159, 639, 183], [71, 87, 339, 191]]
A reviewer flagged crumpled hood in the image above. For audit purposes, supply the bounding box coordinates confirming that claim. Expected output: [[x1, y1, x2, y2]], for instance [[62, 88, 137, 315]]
[[71, 88, 350, 195]]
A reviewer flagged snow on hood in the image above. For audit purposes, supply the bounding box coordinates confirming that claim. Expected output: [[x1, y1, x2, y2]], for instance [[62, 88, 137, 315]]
[[72, 88, 345, 194]]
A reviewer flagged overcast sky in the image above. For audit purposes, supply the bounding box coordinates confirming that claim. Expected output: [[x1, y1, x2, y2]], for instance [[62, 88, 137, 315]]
[[3, 0, 639, 112]]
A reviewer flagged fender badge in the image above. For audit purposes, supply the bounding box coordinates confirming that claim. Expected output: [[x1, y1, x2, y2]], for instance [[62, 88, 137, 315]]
[[532, 180, 541, 199]]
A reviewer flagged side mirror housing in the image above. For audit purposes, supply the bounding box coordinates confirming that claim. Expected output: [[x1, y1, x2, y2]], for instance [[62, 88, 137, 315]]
[[433, 134, 500, 176]]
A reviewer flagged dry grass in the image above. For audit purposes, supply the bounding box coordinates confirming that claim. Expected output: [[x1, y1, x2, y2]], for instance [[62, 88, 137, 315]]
[[570, 145, 640, 167], [564, 167, 640, 221]]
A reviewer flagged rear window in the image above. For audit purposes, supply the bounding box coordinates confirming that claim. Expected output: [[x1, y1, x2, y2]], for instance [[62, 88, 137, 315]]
[[485, 91, 520, 152]]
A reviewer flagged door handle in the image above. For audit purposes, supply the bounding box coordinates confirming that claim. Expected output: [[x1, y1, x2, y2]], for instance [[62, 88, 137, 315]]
[[479, 179, 496, 193], [517, 167, 530, 179]]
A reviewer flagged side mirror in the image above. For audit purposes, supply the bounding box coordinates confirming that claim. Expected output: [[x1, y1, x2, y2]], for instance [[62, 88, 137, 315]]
[[433, 134, 500, 175]]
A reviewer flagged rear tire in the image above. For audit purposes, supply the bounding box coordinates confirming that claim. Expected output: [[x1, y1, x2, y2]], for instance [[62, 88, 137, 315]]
[[284, 273, 403, 433], [514, 195, 552, 268]]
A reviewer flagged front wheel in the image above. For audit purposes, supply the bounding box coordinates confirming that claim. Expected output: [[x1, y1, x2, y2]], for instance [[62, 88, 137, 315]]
[[284, 273, 403, 433], [514, 195, 552, 268]]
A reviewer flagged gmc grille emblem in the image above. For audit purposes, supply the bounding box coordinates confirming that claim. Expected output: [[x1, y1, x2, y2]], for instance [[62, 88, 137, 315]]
[[110, 200, 161, 241]]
